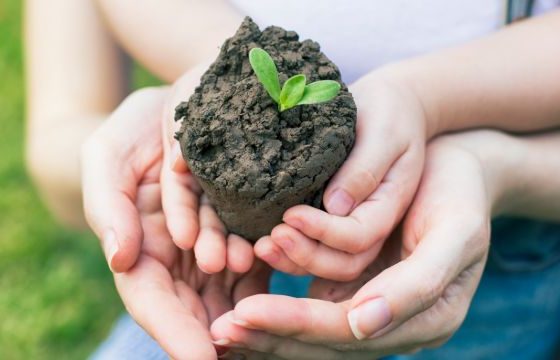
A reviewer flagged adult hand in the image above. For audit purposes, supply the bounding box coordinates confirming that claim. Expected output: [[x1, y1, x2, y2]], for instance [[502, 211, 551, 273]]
[[211, 131, 510, 358], [82, 86, 268, 359], [255, 72, 427, 281], [161, 64, 256, 275]]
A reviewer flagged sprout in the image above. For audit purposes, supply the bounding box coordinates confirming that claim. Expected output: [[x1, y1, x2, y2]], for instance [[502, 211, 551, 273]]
[[249, 48, 341, 112]]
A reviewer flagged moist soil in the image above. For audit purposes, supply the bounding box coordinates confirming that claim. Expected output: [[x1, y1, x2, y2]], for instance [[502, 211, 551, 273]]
[[175, 17, 356, 241]]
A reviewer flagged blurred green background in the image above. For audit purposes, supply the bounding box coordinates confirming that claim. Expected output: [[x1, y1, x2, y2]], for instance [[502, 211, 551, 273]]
[[0, 1, 160, 358]]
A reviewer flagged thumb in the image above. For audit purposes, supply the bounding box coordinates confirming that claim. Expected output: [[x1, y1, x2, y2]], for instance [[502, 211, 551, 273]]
[[162, 62, 210, 173], [82, 135, 143, 273], [346, 226, 466, 340], [82, 88, 168, 272]]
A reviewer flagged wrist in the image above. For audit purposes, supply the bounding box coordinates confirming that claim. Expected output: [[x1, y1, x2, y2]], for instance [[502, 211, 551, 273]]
[[441, 130, 526, 217], [374, 60, 445, 139]]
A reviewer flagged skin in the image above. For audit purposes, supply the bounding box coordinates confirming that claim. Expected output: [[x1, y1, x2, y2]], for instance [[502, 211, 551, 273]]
[[186, 9, 560, 280], [24, 0, 240, 227], [28, 1, 560, 356], [81, 86, 270, 360], [210, 130, 560, 358], [25, 0, 128, 228], [247, 9, 560, 281]]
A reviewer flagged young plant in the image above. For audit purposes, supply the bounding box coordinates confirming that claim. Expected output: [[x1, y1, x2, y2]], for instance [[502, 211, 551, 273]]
[[249, 47, 341, 111]]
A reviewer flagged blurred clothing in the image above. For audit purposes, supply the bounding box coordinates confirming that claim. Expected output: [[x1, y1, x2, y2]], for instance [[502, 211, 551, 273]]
[[230, 0, 559, 83]]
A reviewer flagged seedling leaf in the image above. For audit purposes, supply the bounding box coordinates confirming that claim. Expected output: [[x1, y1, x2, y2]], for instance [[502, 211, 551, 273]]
[[248, 48, 341, 111], [297, 80, 341, 106], [249, 48, 281, 103], [279, 74, 306, 111]]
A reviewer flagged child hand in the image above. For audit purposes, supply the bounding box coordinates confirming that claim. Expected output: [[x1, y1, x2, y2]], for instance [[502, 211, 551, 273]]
[[254, 72, 428, 280]]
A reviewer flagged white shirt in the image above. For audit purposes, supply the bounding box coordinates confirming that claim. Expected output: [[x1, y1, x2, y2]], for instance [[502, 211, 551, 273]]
[[230, 0, 559, 82]]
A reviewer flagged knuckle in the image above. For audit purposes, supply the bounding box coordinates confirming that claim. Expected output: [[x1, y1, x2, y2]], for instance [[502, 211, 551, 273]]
[[459, 213, 491, 259], [414, 272, 446, 312], [347, 230, 370, 254], [352, 163, 379, 195], [298, 250, 317, 269]]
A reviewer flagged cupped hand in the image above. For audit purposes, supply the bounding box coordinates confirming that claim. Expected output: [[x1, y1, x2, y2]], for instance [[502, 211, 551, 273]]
[[82, 87, 270, 359], [210, 133, 498, 358], [254, 72, 428, 281]]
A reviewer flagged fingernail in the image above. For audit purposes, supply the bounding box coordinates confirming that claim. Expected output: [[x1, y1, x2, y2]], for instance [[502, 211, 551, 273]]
[[283, 216, 304, 230], [170, 143, 183, 171], [103, 230, 119, 271], [212, 338, 231, 346], [347, 297, 392, 340], [326, 189, 354, 216], [276, 236, 294, 252]]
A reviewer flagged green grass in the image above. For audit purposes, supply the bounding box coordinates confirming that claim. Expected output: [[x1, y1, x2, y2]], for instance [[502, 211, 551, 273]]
[[0, 1, 161, 358]]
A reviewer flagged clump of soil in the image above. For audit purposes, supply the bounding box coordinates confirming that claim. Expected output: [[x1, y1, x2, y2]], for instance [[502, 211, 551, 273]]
[[175, 17, 356, 241]]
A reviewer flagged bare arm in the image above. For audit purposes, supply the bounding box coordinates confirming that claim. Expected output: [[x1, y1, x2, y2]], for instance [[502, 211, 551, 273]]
[[439, 130, 560, 222], [95, 0, 242, 82], [25, 0, 129, 228], [379, 9, 560, 136]]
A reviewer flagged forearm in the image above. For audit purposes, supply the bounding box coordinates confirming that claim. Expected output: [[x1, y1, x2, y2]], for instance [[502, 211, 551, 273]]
[[380, 10, 560, 137], [27, 115, 105, 228], [493, 131, 560, 221], [445, 130, 560, 222], [95, 0, 242, 82], [25, 0, 128, 228]]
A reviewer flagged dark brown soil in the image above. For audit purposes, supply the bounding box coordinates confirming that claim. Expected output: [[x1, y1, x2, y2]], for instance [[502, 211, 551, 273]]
[[175, 17, 356, 241]]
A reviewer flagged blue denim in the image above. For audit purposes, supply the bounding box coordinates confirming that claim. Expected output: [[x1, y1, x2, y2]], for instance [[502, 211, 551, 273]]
[[92, 218, 560, 360]]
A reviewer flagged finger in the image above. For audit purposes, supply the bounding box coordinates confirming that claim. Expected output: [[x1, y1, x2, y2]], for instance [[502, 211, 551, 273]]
[[254, 235, 309, 275], [211, 311, 344, 360], [202, 272, 234, 323], [115, 255, 216, 359], [232, 261, 273, 304], [227, 234, 255, 273], [286, 147, 423, 255], [227, 295, 358, 344], [162, 62, 208, 150], [349, 261, 483, 355], [346, 225, 474, 341], [161, 68, 208, 250], [322, 101, 411, 216], [170, 142, 190, 173], [82, 88, 168, 272], [135, 183, 177, 269], [270, 224, 381, 281], [161, 161, 202, 250], [82, 160, 142, 272], [195, 196, 227, 273], [163, 66, 204, 173]]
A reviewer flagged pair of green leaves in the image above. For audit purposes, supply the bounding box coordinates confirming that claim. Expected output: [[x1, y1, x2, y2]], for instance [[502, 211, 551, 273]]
[[249, 48, 341, 112]]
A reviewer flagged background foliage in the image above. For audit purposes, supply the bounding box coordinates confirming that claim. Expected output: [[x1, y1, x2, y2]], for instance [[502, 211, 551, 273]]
[[0, 1, 160, 358]]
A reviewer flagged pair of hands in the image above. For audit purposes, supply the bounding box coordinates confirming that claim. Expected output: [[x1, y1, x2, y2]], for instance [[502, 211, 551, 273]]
[[82, 67, 501, 358]]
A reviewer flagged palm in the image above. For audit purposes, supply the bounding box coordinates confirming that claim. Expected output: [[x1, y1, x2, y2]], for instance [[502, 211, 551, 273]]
[[83, 86, 272, 359]]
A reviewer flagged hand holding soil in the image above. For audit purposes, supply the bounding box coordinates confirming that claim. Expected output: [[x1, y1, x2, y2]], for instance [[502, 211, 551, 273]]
[[175, 17, 356, 241]]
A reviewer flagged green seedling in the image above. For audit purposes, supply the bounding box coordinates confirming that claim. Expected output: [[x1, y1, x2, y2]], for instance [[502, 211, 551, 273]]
[[249, 47, 341, 111]]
